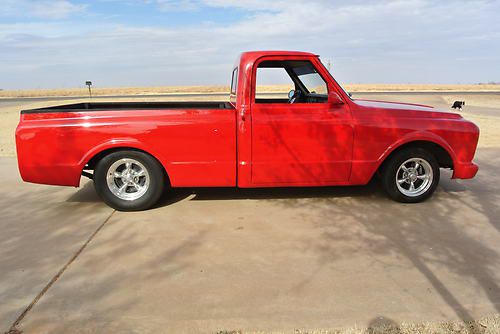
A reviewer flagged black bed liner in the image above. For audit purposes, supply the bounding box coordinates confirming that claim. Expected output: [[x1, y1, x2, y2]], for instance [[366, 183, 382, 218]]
[[21, 101, 234, 114]]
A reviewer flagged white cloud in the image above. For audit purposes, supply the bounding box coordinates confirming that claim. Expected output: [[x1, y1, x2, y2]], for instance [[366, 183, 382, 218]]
[[152, 0, 199, 11], [0, 0, 86, 19], [0, 0, 499, 88]]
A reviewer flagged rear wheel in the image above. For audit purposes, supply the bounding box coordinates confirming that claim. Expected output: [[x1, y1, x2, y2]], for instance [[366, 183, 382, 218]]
[[94, 150, 166, 211], [381, 148, 440, 203]]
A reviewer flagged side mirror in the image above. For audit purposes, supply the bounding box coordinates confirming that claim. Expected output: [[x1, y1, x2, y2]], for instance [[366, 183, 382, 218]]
[[288, 89, 295, 100], [328, 91, 344, 105]]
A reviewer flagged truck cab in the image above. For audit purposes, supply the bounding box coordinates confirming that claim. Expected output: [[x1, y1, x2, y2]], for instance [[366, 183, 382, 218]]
[[231, 51, 353, 188]]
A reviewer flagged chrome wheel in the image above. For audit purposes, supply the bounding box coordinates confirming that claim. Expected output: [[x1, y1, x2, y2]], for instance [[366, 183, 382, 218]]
[[106, 158, 150, 201], [396, 158, 433, 197]]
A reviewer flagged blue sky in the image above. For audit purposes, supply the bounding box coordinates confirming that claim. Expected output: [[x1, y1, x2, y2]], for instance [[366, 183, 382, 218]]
[[1, 0, 499, 89]]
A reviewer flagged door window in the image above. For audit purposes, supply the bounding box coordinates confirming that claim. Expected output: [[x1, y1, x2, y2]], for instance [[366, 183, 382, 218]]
[[255, 60, 328, 104], [255, 67, 294, 102]]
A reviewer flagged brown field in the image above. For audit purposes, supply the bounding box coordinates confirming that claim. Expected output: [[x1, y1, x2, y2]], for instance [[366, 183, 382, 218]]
[[0, 85, 230, 98], [1, 92, 500, 157], [1, 84, 500, 98], [346, 83, 500, 92]]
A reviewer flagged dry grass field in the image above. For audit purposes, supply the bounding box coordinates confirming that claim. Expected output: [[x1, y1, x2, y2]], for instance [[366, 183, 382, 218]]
[[218, 314, 500, 334], [1, 91, 500, 157], [241, 314, 500, 334], [346, 83, 500, 92], [1, 84, 500, 98], [0, 85, 228, 98]]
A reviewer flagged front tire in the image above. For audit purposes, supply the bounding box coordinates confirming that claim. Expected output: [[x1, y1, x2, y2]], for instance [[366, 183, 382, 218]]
[[381, 148, 440, 203], [94, 150, 166, 211]]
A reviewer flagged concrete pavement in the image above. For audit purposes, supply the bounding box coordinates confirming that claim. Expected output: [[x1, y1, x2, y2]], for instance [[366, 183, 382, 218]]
[[0, 159, 114, 331], [1, 148, 499, 333]]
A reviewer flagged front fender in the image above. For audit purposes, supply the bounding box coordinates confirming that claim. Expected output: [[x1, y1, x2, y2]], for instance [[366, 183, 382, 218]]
[[377, 131, 457, 168], [349, 130, 458, 185]]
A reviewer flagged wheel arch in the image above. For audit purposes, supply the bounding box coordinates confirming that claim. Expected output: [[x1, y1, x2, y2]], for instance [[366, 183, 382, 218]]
[[378, 139, 455, 173], [82, 145, 171, 186]]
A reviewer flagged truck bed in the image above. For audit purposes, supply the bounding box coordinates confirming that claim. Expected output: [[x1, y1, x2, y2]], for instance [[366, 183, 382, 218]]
[[21, 101, 233, 114], [17, 100, 237, 188]]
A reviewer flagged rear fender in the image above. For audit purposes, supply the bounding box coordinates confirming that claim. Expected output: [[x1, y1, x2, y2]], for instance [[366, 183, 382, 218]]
[[79, 138, 169, 181]]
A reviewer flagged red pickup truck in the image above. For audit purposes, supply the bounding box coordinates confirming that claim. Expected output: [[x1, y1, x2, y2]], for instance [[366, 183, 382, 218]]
[[16, 51, 479, 211]]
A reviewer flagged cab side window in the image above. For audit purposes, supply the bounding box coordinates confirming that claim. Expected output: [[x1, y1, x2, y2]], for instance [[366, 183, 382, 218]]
[[230, 68, 238, 95], [255, 60, 328, 104], [255, 67, 294, 103]]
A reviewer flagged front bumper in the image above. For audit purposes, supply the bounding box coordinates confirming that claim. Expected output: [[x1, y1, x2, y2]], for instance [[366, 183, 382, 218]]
[[452, 161, 479, 179]]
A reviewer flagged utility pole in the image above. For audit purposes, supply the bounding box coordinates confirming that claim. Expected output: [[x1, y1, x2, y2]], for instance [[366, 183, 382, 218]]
[[85, 81, 92, 98]]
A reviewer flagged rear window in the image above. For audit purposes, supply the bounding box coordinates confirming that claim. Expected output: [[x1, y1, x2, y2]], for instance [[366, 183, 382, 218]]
[[230, 68, 238, 95]]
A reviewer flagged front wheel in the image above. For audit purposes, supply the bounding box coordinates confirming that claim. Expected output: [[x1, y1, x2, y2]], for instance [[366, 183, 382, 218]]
[[381, 148, 440, 203], [94, 150, 166, 211]]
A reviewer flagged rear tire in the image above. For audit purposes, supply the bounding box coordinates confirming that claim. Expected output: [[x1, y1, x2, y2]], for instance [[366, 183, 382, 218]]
[[94, 150, 166, 211], [381, 148, 440, 203]]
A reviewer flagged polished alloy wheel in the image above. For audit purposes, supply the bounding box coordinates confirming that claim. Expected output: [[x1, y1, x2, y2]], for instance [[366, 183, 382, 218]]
[[395, 157, 433, 197], [106, 158, 150, 201]]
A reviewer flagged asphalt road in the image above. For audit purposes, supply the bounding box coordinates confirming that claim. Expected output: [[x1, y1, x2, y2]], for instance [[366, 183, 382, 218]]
[[1, 96, 500, 333], [1, 90, 499, 106]]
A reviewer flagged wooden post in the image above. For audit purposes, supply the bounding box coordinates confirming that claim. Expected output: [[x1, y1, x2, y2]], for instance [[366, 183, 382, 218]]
[[85, 81, 92, 98]]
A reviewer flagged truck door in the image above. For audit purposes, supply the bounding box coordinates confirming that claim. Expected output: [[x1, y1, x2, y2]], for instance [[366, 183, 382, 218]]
[[250, 57, 353, 186]]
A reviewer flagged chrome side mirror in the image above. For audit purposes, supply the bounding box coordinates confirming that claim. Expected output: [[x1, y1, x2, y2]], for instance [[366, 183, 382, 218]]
[[288, 89, 295, 100]]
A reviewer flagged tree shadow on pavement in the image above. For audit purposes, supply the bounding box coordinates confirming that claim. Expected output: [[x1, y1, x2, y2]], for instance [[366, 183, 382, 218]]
[[272, 148, 500, 324], [59, 148, 500, 330]]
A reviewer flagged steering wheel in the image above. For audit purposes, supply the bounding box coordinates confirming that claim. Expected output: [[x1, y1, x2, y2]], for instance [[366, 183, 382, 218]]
[[288, 90, 302, 104]]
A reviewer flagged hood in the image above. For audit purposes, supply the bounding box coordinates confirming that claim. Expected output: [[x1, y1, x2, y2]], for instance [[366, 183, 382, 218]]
[[353, 99, 462, 119]]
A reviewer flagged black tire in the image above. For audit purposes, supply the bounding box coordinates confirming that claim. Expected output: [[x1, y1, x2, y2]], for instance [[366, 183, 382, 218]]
[[94, 150, 166, 211], [381, 148, 440, 203]]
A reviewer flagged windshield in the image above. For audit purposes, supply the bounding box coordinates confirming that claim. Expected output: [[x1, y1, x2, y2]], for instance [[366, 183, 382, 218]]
[[319, 58, 352, 99], [291, 63, 327, 95]]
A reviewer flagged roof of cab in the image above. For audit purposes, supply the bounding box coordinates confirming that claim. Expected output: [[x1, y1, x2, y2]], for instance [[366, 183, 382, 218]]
[[239, 50, 318, 64]]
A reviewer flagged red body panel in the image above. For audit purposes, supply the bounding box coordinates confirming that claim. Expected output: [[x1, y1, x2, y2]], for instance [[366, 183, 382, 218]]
[[250, 102, 352, 186], [348, 99, 479, 184], [15, 51, 480, 189], [16, 108, 237, 187]]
